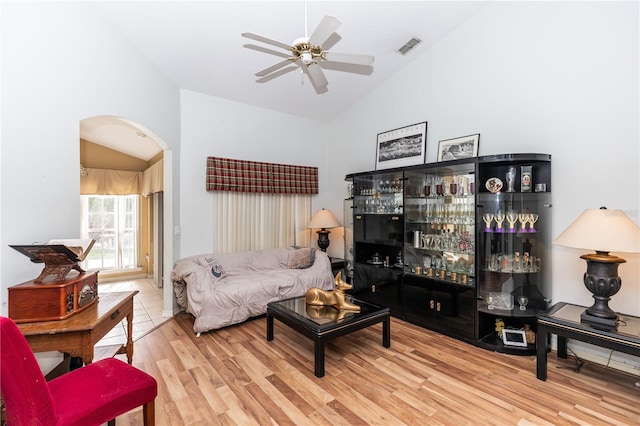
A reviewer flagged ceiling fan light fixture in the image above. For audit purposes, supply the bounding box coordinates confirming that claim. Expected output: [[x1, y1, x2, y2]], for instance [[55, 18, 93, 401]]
[[398, 37, 422, 55], [301, 51, 313, 65]]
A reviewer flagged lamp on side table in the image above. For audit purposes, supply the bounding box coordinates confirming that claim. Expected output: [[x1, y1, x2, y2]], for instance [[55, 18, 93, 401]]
[[553, 207, 640, 330], [308, 208, 341, 252]]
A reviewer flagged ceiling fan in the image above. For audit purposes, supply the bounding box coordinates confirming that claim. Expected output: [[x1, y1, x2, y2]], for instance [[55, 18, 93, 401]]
[[242, 13, 374, 92]]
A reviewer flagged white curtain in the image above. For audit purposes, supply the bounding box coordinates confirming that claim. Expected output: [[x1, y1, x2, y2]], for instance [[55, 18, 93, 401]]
[[213, 192, 311, 253]]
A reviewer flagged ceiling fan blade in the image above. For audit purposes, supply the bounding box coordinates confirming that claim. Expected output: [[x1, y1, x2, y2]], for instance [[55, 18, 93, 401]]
[[308, 16, 341, 47], [323, 51, 375, 66], [256, 65, 299, 83], [244, 44, 291, 59], [255, 58, 296, 77], [241, 32, 292, 51], [306, 63, 328, 88]]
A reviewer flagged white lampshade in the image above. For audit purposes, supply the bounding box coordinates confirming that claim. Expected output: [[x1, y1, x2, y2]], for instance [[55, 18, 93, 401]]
[[553, 208, 640, 253], [308, 208, 341, 229]]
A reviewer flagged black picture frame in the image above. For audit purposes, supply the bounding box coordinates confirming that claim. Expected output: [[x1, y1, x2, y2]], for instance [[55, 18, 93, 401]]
[[375, 122, 427, 170], [437, 133, 480, 162]]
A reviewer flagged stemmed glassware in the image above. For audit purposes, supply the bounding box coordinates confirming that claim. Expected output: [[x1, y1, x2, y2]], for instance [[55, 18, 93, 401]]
[[486, 294, 497, 310], [518, 213, 529, 232], [506, 210, 518, 233], [517, 296, 529, 311], [494, 212, 505, 232], [482, 213, 494, 232]]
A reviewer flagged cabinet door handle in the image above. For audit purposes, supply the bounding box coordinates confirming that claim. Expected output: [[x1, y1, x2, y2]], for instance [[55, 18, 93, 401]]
[[429, 300, 435, 310], [436, 302, 441, 312], [371, 285, 376, 293]]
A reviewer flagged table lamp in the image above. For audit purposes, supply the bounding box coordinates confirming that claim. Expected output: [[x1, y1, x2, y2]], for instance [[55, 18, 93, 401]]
[[553, 207, 640, 329], [308, 208, 341, 252]]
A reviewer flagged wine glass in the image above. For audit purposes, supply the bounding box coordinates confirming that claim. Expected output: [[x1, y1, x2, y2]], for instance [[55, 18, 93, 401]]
[[517, 296, 529, 311], [506, 210, 518, 232], [486, 294, 497, 310], [434, 203, 445, 225], [494, 212, 505, 232], [482, 213, 494, 232], [518, 213, 529, 232]]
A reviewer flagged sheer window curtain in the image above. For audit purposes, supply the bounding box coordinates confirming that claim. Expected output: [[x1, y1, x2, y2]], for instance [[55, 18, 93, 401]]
[[213, 192, 311, 253]]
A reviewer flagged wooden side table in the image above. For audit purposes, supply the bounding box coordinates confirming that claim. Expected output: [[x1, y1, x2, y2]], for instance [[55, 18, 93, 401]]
[[16, 291, 138, 366]]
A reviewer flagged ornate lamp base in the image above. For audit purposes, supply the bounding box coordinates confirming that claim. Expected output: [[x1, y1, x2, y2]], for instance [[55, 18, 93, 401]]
[[316, 229, 331, 252], [579, 251, 625, 330]]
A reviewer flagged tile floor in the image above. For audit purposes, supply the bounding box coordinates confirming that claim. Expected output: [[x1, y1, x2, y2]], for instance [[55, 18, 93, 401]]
[[97, 277, 171, 348]]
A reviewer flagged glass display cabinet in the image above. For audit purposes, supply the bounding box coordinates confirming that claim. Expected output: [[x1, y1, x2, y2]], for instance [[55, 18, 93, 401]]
[[475, 154, 552, 354], [344, 153, 552, 354], [402, 161, 476, 342], [347, 170, 404, 317], [343, 197, 354, 282]]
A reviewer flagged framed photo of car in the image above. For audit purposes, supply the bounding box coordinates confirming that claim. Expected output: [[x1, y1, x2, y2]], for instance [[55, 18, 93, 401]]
[[437, 133, 480, 162]]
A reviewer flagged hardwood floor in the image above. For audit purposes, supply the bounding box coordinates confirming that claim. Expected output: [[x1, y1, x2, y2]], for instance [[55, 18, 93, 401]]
[[116, 313, 640, 425]]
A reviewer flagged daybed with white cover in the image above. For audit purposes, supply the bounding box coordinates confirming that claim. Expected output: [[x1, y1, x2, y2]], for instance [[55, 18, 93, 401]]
[[171, 246, 333, 333]]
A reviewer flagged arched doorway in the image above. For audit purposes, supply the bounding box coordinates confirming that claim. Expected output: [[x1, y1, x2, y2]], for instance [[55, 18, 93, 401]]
[[80, 116, 174, 319]]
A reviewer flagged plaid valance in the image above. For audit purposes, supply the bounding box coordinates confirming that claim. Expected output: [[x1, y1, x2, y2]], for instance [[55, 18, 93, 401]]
[[206, 157, 318, 194]]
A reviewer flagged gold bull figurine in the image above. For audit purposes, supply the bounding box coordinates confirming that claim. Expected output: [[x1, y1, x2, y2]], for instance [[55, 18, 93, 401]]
[[305, 271, 361, 312]]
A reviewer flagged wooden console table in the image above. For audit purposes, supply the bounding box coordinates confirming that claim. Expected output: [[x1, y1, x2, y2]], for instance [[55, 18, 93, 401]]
[[536, 302, 640, 381], [16, 291, 138, 366]]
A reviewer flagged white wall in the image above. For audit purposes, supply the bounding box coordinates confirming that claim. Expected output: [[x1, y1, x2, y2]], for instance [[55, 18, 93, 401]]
[[179, 89, 331, 257], [1, 2, 181, 370], [327, 2, 639, 371], [1, 1, 637, 373]]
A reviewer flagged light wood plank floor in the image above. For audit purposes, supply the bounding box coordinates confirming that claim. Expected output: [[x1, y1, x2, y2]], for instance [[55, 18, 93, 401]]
[[116, 313, 640, 425]]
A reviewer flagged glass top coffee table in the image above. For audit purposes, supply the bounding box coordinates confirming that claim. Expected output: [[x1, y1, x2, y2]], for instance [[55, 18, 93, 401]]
[[266, 295, 390, 377]]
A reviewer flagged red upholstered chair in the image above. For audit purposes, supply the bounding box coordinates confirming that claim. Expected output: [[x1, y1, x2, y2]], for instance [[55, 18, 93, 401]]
[[0, 316, 157, 426]]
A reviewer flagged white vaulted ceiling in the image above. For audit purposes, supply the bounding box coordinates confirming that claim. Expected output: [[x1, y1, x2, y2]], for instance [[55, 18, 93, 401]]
[[83, 1, 489, 158]]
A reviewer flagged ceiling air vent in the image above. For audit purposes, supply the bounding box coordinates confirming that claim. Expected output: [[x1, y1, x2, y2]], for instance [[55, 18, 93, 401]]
[[398, 37, 422, 55]]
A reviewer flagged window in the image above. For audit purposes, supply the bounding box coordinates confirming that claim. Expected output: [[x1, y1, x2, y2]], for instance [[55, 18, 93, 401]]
[[212, 192, 311, 253], [80, 195, 139, 271]]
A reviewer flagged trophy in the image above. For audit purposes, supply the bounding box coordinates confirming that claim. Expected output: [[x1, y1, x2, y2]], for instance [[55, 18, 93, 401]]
[[506, 210, 518, 232], [494, 212, 505, 232], [505, 167, 516, 192]]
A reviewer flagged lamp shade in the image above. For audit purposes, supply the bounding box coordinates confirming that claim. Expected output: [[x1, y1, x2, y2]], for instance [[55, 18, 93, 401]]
[[553, 208, 640, 253], [308, 208, 341, 229]]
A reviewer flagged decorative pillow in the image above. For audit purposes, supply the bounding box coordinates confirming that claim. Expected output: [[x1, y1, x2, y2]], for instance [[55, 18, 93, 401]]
[[196, 256, 226, 281], [287, 247, 316, 269]]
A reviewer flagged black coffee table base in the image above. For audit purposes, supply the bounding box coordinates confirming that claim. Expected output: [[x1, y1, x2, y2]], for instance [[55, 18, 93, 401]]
[[266, 297, 390, 378]]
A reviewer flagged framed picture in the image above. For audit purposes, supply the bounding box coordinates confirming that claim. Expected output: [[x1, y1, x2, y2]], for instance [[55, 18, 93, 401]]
[[437, 133, 480, 162], [376, 122, 427, 170], [502, 329, 528, 347]]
